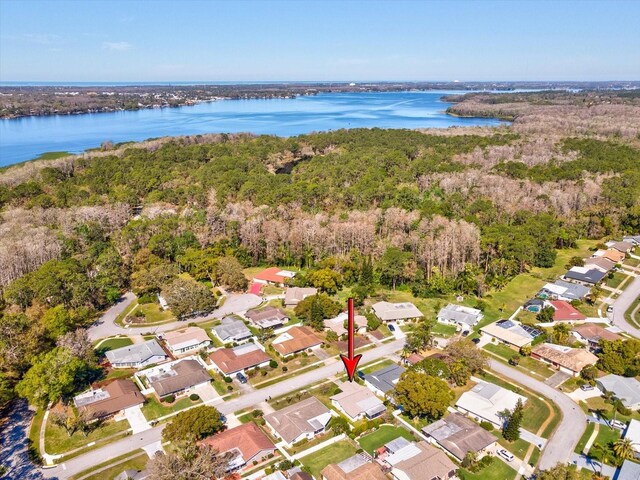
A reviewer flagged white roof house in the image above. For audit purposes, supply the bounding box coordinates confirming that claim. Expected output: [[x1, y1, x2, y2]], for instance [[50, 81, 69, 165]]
[[456, 380, 527, 427], [330, 381, 386, 421], [163, 327, 211, 355], [480, 319, 542, 348], [624, 419, 640, 457], [105, 339, 167, 369], [596, 375, 640, 410], [437, 304, 483, 329], [371, 301, 424, 322], [212, 317, 252, 344]]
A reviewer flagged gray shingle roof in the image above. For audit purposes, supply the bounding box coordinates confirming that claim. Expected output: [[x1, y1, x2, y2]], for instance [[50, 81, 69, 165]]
[[213, 317, 252, 342], [364, 364, 405, 394], [437, 304, 482, 327], [564, 267, 606, 284], [597, 374, 640, 408], [618, 460, 640, 480]]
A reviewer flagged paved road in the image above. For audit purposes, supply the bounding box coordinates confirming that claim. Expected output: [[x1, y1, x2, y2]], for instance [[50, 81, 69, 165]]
[[0, 400, 47, 480], [88, 293, 262, 341], [42, 338, 405, 479], [611, 273, 640, 338], [489, 359, 586, 471]]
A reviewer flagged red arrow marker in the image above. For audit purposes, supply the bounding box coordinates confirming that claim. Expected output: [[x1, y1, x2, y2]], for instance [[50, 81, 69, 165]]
[[340, 297, 362, 382]]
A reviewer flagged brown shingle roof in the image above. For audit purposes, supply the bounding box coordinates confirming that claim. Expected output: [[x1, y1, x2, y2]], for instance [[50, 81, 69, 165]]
[[264, 397, 330, 444], [392, 441, 457, 480], [150, 359, 211, 397], [272, 326, 322, 356], [421, 412, 497, 461], [321, 461, 387, 480], [78, 379, 144, 419], [572, 324, 622, 343], [200, 422, 275, 464], [245, 307, 289, 323], [209, 345, 271, 375], [531, 343, 598, 373]]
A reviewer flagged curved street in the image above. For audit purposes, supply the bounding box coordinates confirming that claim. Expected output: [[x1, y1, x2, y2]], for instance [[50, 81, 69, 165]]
[[610, 273, 640, 339], [88, 292, 262, 341]]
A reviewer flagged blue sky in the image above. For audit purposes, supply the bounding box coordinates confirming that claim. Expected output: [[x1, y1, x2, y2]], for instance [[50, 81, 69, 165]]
[[1, 0, 638, 82]]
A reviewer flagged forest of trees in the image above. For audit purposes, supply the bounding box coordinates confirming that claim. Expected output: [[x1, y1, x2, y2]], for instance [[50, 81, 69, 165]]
[[1, 92, 639, 410]]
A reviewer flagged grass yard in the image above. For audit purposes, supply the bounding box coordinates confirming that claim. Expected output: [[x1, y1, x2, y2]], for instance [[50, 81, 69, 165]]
[[114, 300, 139, 326], [574, 422, 596, 454], [95, 336, 133, 352], [581, 396, 640, 423], [587, 425, 620, 457], [498, 437, 532, 460], [458, 460, 518, 480], [357, 425, 415, 454], [358, 359, 396, 375], [136, 302, 175, 323], [432, 322, 458, 337], [624, 257, 640, 268], [101, 367, 137, 382], [249, 351, 314, 386], [299, 440, 357, 479], [141, 396, 201, 421], [70, 451, 148, 480], [269, 381, 340, 411], [606, 272, 629, 290], [44, 416, 130, 455], [483, 343, 555, 380]]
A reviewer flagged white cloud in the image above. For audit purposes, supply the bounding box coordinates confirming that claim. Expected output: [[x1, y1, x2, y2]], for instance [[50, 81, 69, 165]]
[[102, 41, 132, 52]]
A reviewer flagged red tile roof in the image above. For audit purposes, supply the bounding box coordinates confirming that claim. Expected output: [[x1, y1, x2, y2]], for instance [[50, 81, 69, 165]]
[[200, 422, 275, 464], [209, 346, 271, 375], [549, 300, 587, 321], [254, 267, 288, 284]]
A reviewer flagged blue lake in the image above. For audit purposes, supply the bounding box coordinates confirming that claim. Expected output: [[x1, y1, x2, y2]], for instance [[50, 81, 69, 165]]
[[0, 91, 504, 167]]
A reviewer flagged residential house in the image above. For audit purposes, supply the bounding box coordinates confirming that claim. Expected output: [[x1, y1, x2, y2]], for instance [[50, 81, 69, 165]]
[[284, 287, 317, 308], [74, 379, 144, 420], [593, 248, 625, 264], [618, 459, 640, 480], [381, 439, 457, 480], [571, 324, 622, 351], [531, 343, 598, 377], [539, 280, 590, 301], [115, 470, 146, 480], [105, 339, 167, 369], [212, 317, 253, 344], [245, 307, 289, 329], [480, 319, 542, 349], [364, 364, 405, 399], [546, 300, 587, 322], [271, 326, 322, 357], [324, 311, 367, 336], [623, 235, 640, 246], [624, 419, 640, 459], [437, 304, 483, 331], [596, 375, 640, 410], [209, 342, 272, 377], [146, 358, 211, 398], [564, 266, 606, 286], [253, 267, 296, 286], [456, 380, 527, 427], [606, 240, 634, 254], [163, 327, 211, 355], [330, 381, 386, 421], [422, 412, 497, 462], [264, 397, 332, 447], [584, 256, 616, 274], [321, 454, 387, 480], [371, 301, 424, 323], [200, 422, 276, 472]]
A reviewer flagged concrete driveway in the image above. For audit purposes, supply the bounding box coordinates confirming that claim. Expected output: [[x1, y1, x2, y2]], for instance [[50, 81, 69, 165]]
[[193, 383, 219, 402], [124, 405, 151, 434], [568, 386, 603, 402]]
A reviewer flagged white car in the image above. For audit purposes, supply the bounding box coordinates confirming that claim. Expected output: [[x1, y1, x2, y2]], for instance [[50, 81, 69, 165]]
[[497, 449, 514, 462], [607, 305, 614, 313], [611, 420, 626, 430]]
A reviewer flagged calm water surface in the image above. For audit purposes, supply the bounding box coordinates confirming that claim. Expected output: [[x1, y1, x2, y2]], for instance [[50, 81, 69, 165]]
[[0, 91, 504, 166]]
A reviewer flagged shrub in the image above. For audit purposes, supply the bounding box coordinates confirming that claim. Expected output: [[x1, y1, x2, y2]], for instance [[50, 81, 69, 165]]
[[162, 394, 175, 403], [269, 359, 278, 368], [223, 376, 232, 383], [189, 393, 200, 401], [138, 294, 157, 304], [479, 421, 494, 431], [282, 366, 288, 372]]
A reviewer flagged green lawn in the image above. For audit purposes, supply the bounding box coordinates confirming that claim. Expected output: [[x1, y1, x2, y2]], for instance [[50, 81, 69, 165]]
[[575, 422, 596, 454], [358, 359, 396, 375], [587, 425, 620, 458], [299, 440, 357, 479], [458, 459, 518, 480], [70, 451, 148, 480], [136, 303, 175, 323], [606, 272, 629, 290], [44, 416, 130, 455], [141, 396, 201, 421], [357, 425, 415, 454], [483, 343, 555, 380], [95, 337, 133, 352], [624, 294, 640, 329], [432, 322, 458, 337], [102, 367, 136, 382], [498, 437, 532, 460]]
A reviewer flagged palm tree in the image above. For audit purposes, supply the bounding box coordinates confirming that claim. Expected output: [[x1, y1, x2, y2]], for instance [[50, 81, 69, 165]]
[[613, 438, 634, 460]]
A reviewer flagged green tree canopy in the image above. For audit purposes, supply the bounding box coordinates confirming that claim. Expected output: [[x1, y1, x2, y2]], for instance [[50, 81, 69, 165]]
[[162, 406, 225, 443], [161, 277, 217, 319], [394, 370, 454, 419]]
